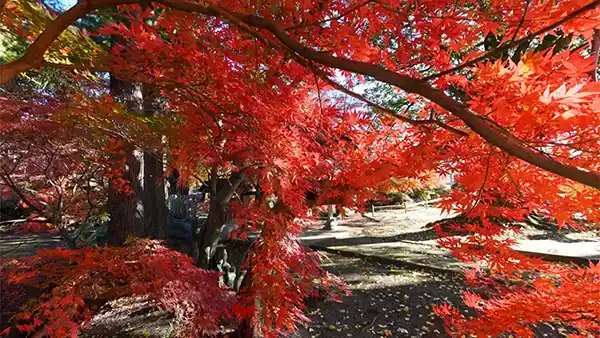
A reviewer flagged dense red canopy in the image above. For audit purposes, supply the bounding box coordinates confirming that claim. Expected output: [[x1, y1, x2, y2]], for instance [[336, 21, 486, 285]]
[[1, 0, 600, 336]]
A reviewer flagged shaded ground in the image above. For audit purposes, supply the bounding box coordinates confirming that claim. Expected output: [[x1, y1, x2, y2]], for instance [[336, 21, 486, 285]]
[[305, 253, 576, 338], [298, 208, 599, 337], [2, 208, 598, 337], [302, 209, 471, 272], [304, 253, 466, 337]]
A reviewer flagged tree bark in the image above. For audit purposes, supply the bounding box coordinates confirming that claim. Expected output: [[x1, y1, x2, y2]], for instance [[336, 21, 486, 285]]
[[196, 171, 245, 268], [231, 265, 260, 338], [106, 147, 145, 245], [142, 151, 167, 238], [142, 84, 168, 239], [167, 168, 189, 196], [106, 76, 145, 245]]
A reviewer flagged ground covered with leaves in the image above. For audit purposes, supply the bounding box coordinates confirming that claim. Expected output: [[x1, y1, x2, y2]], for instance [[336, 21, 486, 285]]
[[304, 253, 466, 338], [304, 253, 580, 338]]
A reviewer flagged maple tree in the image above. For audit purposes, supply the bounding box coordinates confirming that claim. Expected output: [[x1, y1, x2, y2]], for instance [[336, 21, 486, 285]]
[[0, 93, 105, 243], [0, 239, 234, 337], [2, 0, 600, 337]]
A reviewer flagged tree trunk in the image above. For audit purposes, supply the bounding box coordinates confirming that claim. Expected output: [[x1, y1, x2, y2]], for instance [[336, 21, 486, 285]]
[[142, 151, 167, 239], [142, 84, 167, 239], [196, 171, 245, 268], [323, 204, 335, 230], [230, 265, 261, 338], [106, 76, 145, 246], [106, 147, 145, 245], [197, 197, 227, 268]]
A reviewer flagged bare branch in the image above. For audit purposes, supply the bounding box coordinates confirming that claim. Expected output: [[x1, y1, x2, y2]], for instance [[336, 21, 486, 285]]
[[509, 0, 532, 44]]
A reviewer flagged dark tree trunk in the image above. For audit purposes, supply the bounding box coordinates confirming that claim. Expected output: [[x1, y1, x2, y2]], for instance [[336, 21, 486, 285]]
[[197, 196, 228, 268], [106, 76, 145, 245], [142, 84, 167, 239], [142, 151, 167, 239], [106, 80, 169, 244], [196, 170, 245, 268]]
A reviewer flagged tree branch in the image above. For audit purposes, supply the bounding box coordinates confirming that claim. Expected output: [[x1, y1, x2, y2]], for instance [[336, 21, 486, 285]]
[[592, 29, 600, 81], [317, 73, 469, 136], [0, 174, 44, 214], [0, 0, 7, 16], [422, 0, 600, 81], [3, 0, 600, 190], [38, 60, 109, 73], [285, 0, 376, 31], [230, 10, 600, 190], [509, 0, 532, 43], [0, 0, 140, 83]]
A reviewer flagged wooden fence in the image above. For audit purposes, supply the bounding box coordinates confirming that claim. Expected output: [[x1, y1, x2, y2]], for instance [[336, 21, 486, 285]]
[[369, 197, 449, 215]]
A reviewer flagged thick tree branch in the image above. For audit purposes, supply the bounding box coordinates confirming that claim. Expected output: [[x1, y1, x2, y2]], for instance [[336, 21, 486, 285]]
[[38, 61, 109, 73], [3, 0, 600, 190], [230, 11, 600, 190], [0, 0, 7, 15], [0, 174, 44, 214], [0, 0, 140, 83], [207, 10, 469, 136], [317, 73, 469, 136]]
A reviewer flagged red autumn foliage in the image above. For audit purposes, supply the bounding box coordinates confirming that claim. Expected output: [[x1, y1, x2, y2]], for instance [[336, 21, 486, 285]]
[[231, 205, 350, 336], [435, 262, 600, 337], [0, 239, 233, 338], [2, 0, 600, 337]]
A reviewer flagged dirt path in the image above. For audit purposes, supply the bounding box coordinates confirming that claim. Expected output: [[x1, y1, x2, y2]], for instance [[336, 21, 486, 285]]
[[0, 233, 64, 260]]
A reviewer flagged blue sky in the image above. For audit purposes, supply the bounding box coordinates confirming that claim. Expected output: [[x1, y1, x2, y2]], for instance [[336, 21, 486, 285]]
[[57, 0, 77, 10]]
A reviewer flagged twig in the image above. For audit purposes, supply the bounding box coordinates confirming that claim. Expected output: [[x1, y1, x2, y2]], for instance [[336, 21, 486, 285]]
[[423, 0, 600, 81], [0, 219, 48, 225], [0, 237, 34, 256], [310, 63, 325, 116], [285, 0, 375, 31], [316, 72, 470, 136], [466, 150, 492, 216], [362, 314, 380, 332], [509, 0, 532, 44]]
